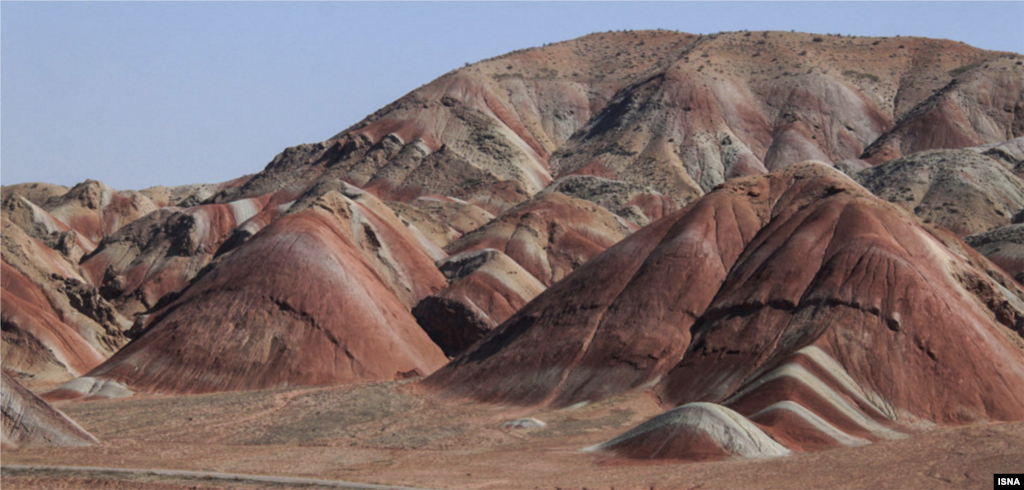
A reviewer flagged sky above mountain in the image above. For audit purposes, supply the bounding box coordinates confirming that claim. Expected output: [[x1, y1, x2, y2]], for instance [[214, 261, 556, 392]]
[[3, 1, 1022, 190]]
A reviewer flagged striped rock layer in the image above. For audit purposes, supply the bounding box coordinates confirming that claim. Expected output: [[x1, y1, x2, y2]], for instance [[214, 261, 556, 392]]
[[1, 371, 98, 449]]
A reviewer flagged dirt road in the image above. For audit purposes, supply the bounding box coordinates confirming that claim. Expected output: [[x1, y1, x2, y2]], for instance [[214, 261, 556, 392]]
[[1, 464, 441, 490]]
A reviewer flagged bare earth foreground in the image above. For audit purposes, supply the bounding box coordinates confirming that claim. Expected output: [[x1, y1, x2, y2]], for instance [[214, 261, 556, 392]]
[[2, 380, 1022, 490]]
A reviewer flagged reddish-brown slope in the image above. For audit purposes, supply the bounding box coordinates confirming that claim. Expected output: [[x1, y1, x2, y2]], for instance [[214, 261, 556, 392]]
[[657, 166, 1024, 423], [863, 56, 1024, 162], [85, 189, 448, 394], [446, 191, 631, 286], [284, 180, 450, 307], [0, 261, 107, 385], [610, 165, 1024, 459], [413, 249, 546, 356], [1, 371, 98, 449], [425, 172, 771, 407], [0, 218, 129, 391], [428, 162, 1024, 451]]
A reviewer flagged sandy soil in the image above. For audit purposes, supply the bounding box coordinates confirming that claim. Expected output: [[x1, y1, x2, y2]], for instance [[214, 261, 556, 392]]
[[3, 380, 1022, 489]]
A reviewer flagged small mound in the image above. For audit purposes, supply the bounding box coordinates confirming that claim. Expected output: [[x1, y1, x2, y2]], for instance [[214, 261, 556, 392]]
[[44, 376, 133, 402], [589, 402, 789, 461], [501, 418, 546, 429]]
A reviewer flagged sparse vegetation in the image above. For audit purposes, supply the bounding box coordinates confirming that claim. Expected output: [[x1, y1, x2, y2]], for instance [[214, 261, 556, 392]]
[[843, 70, 881, 83], [606, 143, 638, 158], [949, 62, 981, 77]]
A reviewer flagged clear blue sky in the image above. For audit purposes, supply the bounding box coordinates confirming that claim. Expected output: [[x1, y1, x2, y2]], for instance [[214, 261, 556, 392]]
[[3, 2, 1022, 190]]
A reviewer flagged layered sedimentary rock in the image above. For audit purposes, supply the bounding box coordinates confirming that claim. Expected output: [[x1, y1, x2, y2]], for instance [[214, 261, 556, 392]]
[[862, 56, 1024, 163], [413, 249, 546, 356], [429, 162, 1024, 459], [82, 183, 449, 394], [79, 192, 293, 318], [1, 260, 107, 387], [212, 31, 1023, 225], [1, 218, 129, 391], [3, 30, 1022, 398], [426, 165, 779, 407], [446, 191, 632, 286]]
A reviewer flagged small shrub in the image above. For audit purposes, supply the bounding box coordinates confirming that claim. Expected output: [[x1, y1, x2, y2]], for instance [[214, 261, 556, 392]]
[[948, 63, 980, 77], [842, 70, 879, 82]]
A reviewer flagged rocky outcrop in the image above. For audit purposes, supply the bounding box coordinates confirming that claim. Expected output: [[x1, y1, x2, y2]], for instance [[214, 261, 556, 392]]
[[79, 192, 290, 318], [1, 218, 129, 391], [38, 180, 161, 247], [387, 197, 496, 250]]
